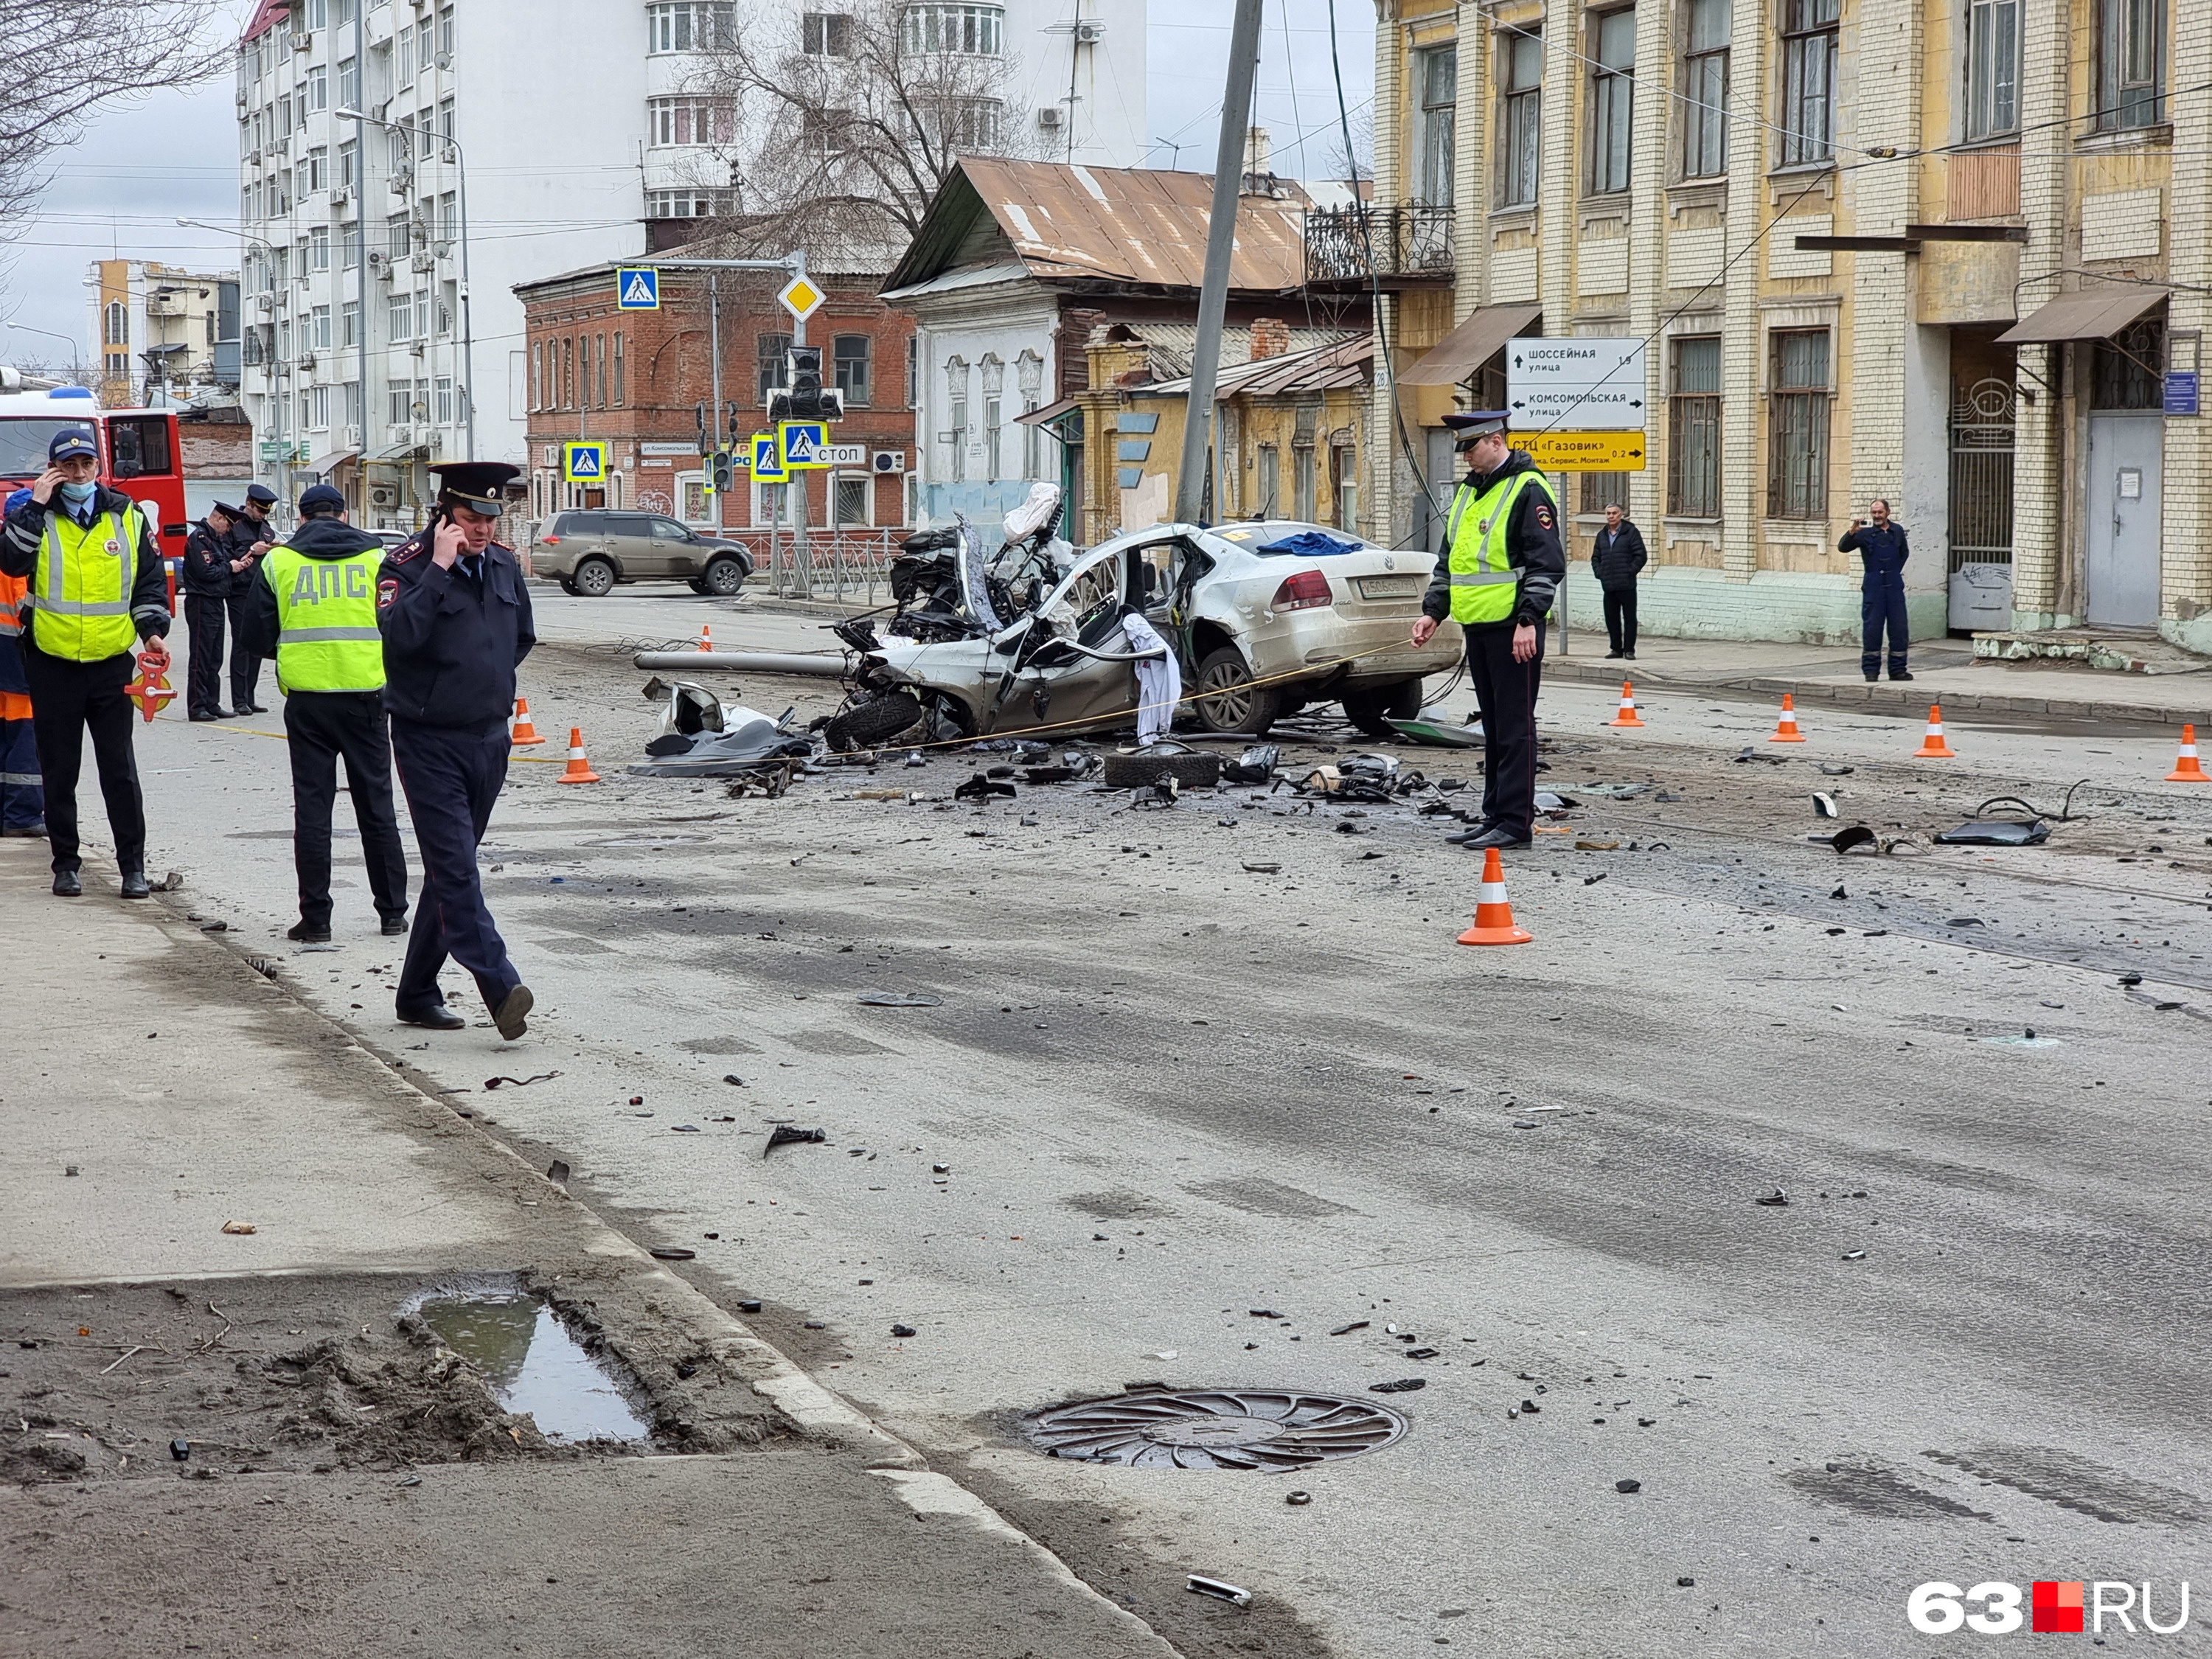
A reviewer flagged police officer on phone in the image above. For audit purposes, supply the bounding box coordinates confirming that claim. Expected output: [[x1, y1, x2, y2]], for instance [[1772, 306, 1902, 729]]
[[227, 482, 279, 712], [376, 462, 535, 1038]]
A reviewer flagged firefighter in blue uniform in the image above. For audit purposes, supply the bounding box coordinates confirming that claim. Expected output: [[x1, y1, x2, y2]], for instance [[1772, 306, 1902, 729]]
[[376, 462, 535, 1038]]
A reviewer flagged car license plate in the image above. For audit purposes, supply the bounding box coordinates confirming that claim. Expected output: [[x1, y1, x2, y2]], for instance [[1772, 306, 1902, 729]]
[[1355, 575, 1419, 599]]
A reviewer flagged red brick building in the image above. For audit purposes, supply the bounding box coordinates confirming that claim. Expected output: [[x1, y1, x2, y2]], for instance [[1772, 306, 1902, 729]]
[[513, 262, 916, 548]]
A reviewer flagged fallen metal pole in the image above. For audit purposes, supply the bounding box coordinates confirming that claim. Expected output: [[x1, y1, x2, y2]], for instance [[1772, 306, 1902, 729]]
[[633, 650, 849, 675]]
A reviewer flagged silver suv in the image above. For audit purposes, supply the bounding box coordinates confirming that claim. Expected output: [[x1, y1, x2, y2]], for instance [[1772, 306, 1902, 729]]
[[535, 509, 754, 598]]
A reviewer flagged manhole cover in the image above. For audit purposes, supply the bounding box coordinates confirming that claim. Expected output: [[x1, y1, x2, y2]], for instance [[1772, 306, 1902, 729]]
[[1026, 1388, 1407, 1470]]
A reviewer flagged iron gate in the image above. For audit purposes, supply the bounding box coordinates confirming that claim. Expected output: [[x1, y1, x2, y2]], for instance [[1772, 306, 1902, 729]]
[[1947, 378, 2016, 572]]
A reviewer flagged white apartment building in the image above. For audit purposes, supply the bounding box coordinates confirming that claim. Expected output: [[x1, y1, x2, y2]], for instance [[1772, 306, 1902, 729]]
[[236, 0, 1144, 529]]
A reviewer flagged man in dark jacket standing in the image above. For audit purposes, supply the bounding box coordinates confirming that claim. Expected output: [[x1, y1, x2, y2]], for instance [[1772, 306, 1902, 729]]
[[243, 484, 409, 943], [1839, 499, 1913, 681], [226, 482, 278, 712], [1410, 411, 1565, 850], [1590, 502, 1648, 660], [181, 500, 246, 720], [377, 461, 535, 1039]]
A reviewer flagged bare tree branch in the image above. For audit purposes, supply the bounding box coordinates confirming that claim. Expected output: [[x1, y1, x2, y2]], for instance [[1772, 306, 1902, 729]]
[[0, 1, 237, 235]]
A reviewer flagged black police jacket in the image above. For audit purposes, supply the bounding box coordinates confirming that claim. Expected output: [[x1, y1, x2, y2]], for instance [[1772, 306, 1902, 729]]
[[1419, 448, 1568, 631], [183, 521, 239, 597], [375, 529, 536, 727]]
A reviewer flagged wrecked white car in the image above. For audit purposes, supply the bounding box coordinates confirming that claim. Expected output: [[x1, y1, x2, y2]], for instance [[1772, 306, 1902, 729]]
[[824, 494, 1461, 749]]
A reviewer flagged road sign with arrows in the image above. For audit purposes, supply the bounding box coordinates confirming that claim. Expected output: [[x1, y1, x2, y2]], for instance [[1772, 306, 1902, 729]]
[[1506, 336, 1648, 431], [1516, 431, 1648, 472]]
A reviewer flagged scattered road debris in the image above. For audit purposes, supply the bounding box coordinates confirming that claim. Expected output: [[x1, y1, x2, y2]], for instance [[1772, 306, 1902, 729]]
[[1284, 1489, 1312, 1505], [1369, 1378, 1426, 1393], [483, 1071, 562, 1090], [1812, 793, 1839, 818], [545, 1161, 571, 1185], [1615, 1478, 1643, 1494], [220, 1220, 257, 1234], [763, 1126, 828, 1156], [858, 992, 942, 1007], [891, 1324, 917, 1338], [1755, 1189, 1790, 1207], [1189, 1576, 1253, 1607], [1241, 861, 1282, 874], [1329, 1321, 1369, 1336], [648, 1246, 698, 1261]]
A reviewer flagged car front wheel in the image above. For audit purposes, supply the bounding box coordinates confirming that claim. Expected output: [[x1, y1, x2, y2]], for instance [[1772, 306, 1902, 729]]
[[1192, 647, 1283, 736], [701, 555, 747, 597], [572, 557, 616, 597]]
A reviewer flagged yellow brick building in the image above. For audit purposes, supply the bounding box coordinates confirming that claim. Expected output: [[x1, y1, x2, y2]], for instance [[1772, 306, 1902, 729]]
[[1349, 0, 2211, 650]]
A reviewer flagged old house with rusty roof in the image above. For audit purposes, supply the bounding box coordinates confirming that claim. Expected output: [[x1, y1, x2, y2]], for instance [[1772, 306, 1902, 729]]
[[880, 156, 1368, 534]]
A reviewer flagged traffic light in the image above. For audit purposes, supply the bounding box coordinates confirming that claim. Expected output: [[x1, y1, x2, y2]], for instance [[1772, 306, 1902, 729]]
[[768, 346, 845, 422], [711, 448, 735, 493]]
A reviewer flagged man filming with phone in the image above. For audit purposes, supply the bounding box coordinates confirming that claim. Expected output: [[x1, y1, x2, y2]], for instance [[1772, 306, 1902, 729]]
[[375, 462, 535, 1040]]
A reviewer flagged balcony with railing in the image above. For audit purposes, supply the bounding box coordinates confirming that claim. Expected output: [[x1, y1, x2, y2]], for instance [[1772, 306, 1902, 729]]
[[1303, 204, 1455, 291]]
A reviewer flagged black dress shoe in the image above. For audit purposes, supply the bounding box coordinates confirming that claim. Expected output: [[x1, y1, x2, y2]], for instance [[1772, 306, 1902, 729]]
[[493, 984, 535, 1041], [1863, 673, 1880, 683], [1888, 671, 1915, 681], [1, 823, 46, 838], [1624, 649, 1635, 659], [52, 869, 82, 897], [398, 1005, 467, 1031], [1461, 825, 1532, 850], [119, 868, 150, 900], [1444, 824, 1498, 845], [286, 919, 333, 943], [1604, 650, 1623, 659], [380, 914, 409, 936]]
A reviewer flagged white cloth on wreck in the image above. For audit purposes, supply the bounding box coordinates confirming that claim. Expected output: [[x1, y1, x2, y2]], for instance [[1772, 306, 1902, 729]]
[[1121, 611, 1181, 746]]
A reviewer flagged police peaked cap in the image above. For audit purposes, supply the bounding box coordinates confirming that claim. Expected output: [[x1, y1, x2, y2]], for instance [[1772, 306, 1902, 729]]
[[1442, 410, 1511, 449], [431, 461, 521, 515]]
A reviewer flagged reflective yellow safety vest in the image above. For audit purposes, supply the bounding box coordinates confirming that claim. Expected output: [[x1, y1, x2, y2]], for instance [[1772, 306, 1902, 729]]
[[1444, 467, 1557, 626], [261, 543, 386, 694], [29, 504, 144, 661]]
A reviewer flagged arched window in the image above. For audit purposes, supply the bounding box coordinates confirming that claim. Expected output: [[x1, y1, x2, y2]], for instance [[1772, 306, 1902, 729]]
[[104, 300, 129, 347]]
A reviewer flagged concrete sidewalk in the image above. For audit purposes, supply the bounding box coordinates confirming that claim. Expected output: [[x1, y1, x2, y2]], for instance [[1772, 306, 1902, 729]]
[[0, 842, 1175, 1659]]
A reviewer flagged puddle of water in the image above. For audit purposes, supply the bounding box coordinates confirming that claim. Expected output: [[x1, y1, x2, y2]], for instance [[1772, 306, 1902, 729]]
[[411, 1290, 653, 1443]]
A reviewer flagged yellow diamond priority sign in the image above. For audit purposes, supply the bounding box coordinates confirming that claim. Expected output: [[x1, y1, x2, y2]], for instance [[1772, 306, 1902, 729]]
[[776, 275, 824, 321]]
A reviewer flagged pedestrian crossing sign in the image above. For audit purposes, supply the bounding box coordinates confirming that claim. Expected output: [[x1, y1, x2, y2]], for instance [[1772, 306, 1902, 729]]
[[616, 267, 660, 310], [751, 431, 787, 482], [563, 442, 606, 482], [779, 420, 830, 470]]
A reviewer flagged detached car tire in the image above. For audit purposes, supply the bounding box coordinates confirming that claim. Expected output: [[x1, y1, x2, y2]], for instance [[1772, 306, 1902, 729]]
[[571, 557, 616, 598], [1101, 749, 1223, 790], [1341, 677, 1425, 740], [1192, 647, 1284, 737], [824, 691, 925, 752], [701, 555, 748, 597]]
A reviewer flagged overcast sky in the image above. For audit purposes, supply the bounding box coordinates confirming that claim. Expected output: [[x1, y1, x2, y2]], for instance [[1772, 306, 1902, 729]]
[[0, 0, 1374, 371]]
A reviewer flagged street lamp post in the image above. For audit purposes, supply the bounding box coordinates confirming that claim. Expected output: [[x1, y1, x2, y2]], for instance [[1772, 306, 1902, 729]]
[[338, 109, 476, 462], [181, 218, 290, 509], [3, 320, 87, 384]]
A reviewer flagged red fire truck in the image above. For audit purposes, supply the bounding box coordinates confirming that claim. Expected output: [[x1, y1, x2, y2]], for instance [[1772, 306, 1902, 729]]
[[0, 384, 191, 575]]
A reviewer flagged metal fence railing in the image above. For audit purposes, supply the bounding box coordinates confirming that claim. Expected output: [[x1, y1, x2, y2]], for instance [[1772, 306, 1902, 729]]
[[731, 527, 901, 604]]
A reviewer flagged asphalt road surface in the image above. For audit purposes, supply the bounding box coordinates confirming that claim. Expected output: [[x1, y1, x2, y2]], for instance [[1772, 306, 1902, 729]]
[[125, 585, 2212, 1656]]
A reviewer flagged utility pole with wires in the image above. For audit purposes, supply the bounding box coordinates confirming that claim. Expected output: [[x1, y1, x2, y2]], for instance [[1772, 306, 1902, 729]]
[[1173, 0, 1265, 526]]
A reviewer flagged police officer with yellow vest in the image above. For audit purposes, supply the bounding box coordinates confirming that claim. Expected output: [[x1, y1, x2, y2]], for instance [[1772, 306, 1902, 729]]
[[242, 483, 409, 943], [1409, 411, 1565, 850], [0, 428, 171, 897]]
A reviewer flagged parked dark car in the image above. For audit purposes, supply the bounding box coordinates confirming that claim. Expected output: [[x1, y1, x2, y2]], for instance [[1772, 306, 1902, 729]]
[[534, 509, 754, 597]]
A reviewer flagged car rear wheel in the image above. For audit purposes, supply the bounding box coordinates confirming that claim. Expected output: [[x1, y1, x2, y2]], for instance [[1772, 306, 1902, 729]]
[[701, 555, 747, 597], [824, 691, 926, 752], [572, 557, 616, 598], [1192, 647, 1282, 736], [1341, 677, 1425, 740]]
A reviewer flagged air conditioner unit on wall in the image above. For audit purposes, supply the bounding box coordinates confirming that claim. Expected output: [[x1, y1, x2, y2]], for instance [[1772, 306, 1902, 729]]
[[387, 423, 415, 446], [369, 479, 399, 507], [330, 186, 350, 209], [1075, 21, 1105, 42], [872, 450, 905, 473], [344, 425, 363, 448], [1037, 107, 1063, 130], [291, 31, 313, 51]]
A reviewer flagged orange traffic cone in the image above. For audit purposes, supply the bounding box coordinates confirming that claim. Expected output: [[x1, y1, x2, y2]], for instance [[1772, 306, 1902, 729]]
[[1457, 847, 1533, 946], [510, 697, 546, 745], [1768, 693, 1806, 743], [698, 622, 714, 651], [2166, 723, 2209, 782], [1913, 704, 1956, 758], [1606, 681, 1644, 728], [556, 727, 602, 785]]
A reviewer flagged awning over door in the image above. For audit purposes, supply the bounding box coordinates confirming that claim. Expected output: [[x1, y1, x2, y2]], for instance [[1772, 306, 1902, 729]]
[[1397, 304, 1543, 387], [1996, 286, 2167, 344], [1014, 396, 1081, 426]]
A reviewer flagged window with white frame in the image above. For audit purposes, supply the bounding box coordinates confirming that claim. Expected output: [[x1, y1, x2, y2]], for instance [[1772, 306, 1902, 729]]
[[646, 187, 734, 219], [1767, 329, 1830, 518], [804, 11, 852, 54], [435, 377, 453, 425], [649, 96, 731, 147], [1588, 10, 1635, 195], [902, 4, 1004, 55], [337, 139, 357, 189], [309, 383, 330, 428], [310, 225, 330, 270], [945, 357, 970, 483], [1498, 28, 1543, 206], [1255, 444, 1279, 515], [310, 305, 331, 349], [1681, 0, 1728, 176], [939, 97, 1003, 150], [1416, 46, 1455, 206], [307, 65, 327, 111], [387, 290, 413, 341], [647, 1, 736, 52], [1965, 0, 2020, 139], [341, 299, 359, 347], [338, 55, 358, 108], [833, 334, 871, 406], [833, 473, 870, 526], [1778, 0, 1839, 166], [305, 146, 327, 192]]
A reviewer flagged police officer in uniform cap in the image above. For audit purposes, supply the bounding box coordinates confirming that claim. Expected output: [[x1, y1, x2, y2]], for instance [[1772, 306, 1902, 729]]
[[227, 482, 279, 713], [1409, 411, 1565, 850], [242, 483, 410, 943], [181, 499, 246, 720], [377, 460, 535, 1038]]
